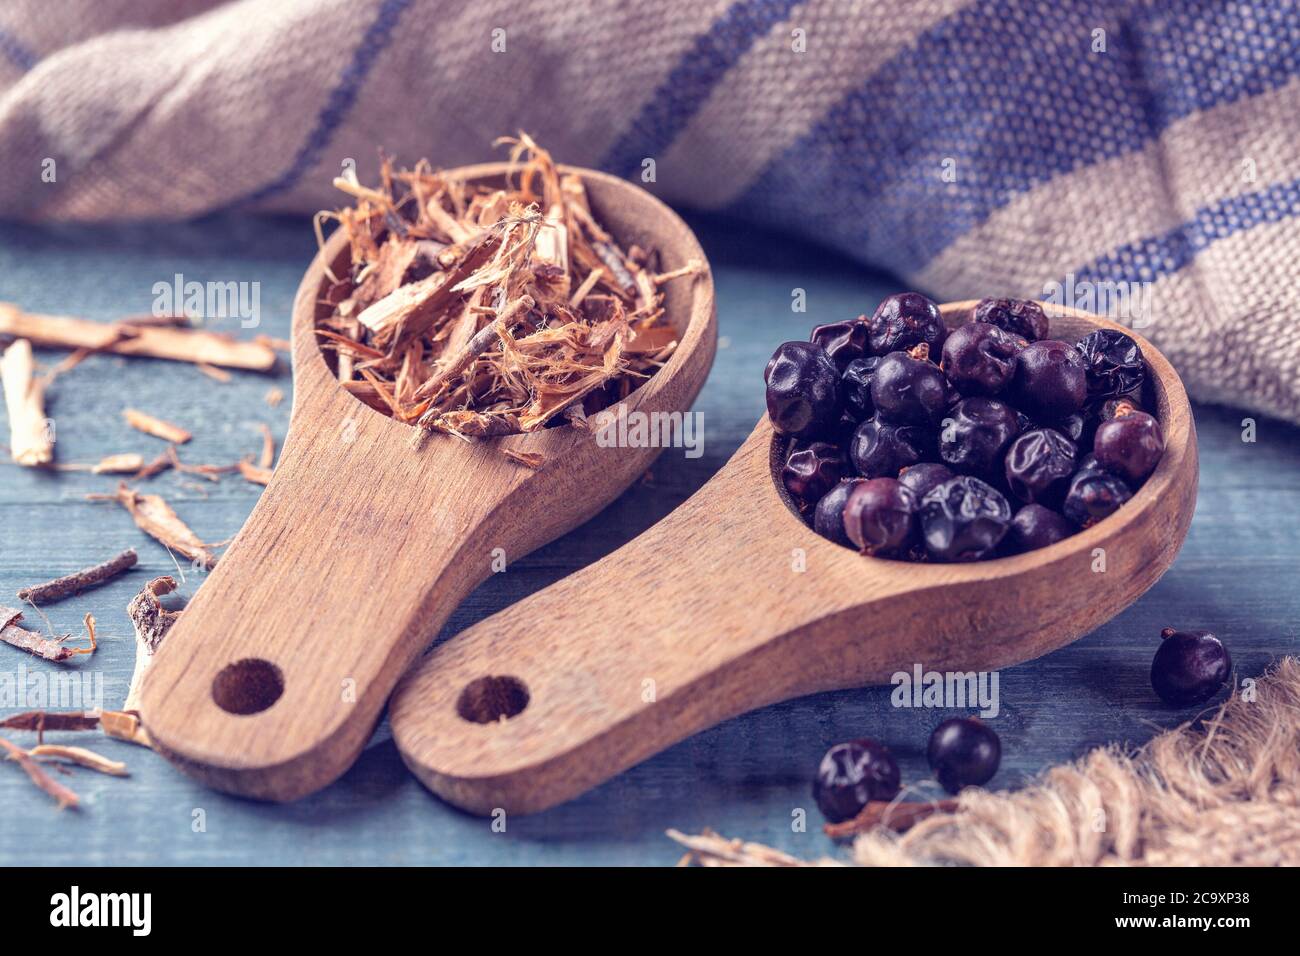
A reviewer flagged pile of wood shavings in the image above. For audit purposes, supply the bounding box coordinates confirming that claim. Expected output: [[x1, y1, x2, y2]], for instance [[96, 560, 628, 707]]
[[314, 134, 701, 445]]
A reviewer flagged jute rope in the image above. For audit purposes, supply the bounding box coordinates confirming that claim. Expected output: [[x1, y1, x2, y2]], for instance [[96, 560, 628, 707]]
[[671, 657, 1300, 867]]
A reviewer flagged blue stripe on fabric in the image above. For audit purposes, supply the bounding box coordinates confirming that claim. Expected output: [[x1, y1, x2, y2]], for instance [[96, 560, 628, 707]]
[[600, 0, 803, 178], [730, 0, 1300, 276], [233, 0, 413, 208], [1071, 174, 1300, 287], [0, 28, 38, 71]]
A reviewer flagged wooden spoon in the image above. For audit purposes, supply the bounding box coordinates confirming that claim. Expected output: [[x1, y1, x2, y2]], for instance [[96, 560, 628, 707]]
[[389, 302, 1198, 815], [137, 164, 717, 801]]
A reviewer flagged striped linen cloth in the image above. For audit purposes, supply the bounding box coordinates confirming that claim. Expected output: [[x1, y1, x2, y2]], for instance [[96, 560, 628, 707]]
[[1, 0, 1298, 421]]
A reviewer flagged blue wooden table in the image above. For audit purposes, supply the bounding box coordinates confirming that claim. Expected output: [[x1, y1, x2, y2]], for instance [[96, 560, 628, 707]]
[[1, 214, 1296, 866]]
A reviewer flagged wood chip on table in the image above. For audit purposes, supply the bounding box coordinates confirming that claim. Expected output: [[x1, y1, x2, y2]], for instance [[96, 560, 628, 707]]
[[54, 452, 148, 474], [100, 709, 151, 748], [91, 483, 218, 570], [123, 408, 192, 444], [1, 339, 53, 466], [0, 736, 78, 809], [16, 548, 137, 605], [123, 576, 183, 712], [238, 460, 273, 486], [264, 386, 284, 407], [0, 607, 96, 662], [0, 303, 278, 371]]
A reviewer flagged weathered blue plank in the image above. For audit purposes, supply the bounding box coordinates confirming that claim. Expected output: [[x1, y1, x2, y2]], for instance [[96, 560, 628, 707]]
[[0, 215, 1296, 866]]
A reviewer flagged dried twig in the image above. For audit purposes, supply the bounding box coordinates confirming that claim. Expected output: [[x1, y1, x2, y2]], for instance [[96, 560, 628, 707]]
[[0, 303, 277, 371], [16, 548, 137, 605], [0, 736, 78, 809], [1, 339, 53, 465], [0, 606, 95, 662], [30, 744, 128, 777], [123, 408, 192, 444]]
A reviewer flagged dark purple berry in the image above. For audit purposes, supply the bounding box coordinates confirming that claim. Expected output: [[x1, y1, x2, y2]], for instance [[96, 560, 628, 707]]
[[898, 462, 954, 500], [812, 739, 901, 823], [971, 297, 1049, 341], [938, 398, 1020, 478], [1094, 409, 1163, 485], [840, 356, 880, 421], [810, 318, 869, 369], [940, 321, 1023, 395], [1076, 329, 1146, 399], [1010, 504, 1075, 551], [1004, 427, 1077, 505], [1010, 339, 1088, 419], [871, 350, 949, 425], [919, 476, 1012, 562], [1062, 469, 1132, 527], [927, 718, 1001, 794], [868, 293, 947, 355], [813, 479, 864, 547], [782, 441, 844, 503], [765, 341, 841, 438], [843, 478, 915, 556], [1151, 628, 1231, 707], [850, 417, 933, 478], [1049, 410, 1089, 445]]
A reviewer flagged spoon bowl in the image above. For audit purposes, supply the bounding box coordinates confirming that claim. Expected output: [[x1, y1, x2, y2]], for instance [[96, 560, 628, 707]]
[[138, 163, 717, 801], [390, 301, 1197, 815]]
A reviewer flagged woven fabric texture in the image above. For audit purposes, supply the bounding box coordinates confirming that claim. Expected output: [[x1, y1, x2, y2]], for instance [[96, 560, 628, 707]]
[[1, 0, 1298, 421]]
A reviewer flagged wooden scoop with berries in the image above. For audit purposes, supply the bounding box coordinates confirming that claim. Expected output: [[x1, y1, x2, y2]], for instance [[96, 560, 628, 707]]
[[389, 300, 1196, 815]]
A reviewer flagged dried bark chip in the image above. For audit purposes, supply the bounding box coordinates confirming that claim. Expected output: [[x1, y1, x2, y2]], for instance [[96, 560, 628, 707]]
[[123, 408, 192, 444]]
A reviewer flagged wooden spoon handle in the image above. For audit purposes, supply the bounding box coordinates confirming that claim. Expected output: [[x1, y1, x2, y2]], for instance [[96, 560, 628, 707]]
[[389, 422, 898, 814], [136, 398, 518, 801]]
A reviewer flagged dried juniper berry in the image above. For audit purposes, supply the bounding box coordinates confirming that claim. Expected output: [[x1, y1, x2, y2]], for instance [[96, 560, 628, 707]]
[[1048, 410, 1088, 445], [938, 398, 1020, 478], [927, 718, 1001, 794], [1150, 628, 1231, 707], [1076, 328, 1145, 399], [867, 292, 947, 355], [813, 479, 864, 547], [1094, 408, 1163, 485], [1003, 427, 1077, 505], [918, 475, 1012, 561], [971, 297, 1050, 342], [810, 317, 869, 369], [782, 441, 845, 503], [840, 356, 880, 421], [843, 478, 916, 556], [940, 321, 1023, 395], [1010, 504, 1075, 551], [1062, 468, 1132, 527], [765, 341, 841, 438], [812, 739, 901, 823], [871, 349, 949, 425], [1010, 339, 1088, 419], [897, 462, 955, 500], [850, 417, 933, 478]]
